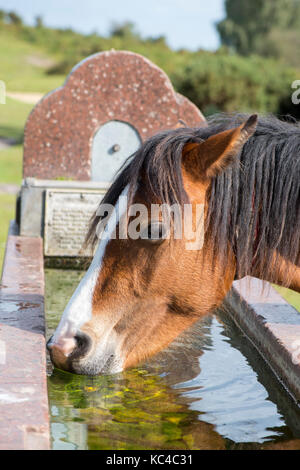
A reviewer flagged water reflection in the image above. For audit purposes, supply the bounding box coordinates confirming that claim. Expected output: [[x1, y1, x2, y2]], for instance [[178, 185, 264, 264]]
[[46, 269, 300, 450]]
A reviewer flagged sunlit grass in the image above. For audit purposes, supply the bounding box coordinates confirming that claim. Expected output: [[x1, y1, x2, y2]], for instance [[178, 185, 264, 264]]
[[0, 193, 15, 274], [0, 97, 33, 142], [0, 30, 64, 93], [0, 145, 23, 184], [273, 286, 300, 312]]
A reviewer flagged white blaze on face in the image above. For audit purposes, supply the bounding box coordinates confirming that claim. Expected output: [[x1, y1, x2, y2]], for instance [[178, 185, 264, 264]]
[[50, 186, 129, 353]]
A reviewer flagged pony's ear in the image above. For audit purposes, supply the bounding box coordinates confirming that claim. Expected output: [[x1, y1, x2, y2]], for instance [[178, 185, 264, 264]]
[[182, 115, 258, 180]]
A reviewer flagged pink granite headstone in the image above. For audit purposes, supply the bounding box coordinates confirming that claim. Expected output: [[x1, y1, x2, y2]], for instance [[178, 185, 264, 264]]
[[23, 50, 205, 181]]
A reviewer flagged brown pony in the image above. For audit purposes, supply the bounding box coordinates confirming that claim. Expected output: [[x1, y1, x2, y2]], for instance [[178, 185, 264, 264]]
[[47, 113, 300, 375]]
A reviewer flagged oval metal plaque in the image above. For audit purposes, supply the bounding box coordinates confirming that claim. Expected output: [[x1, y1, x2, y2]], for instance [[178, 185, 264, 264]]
[[91, 120, 142, 182]]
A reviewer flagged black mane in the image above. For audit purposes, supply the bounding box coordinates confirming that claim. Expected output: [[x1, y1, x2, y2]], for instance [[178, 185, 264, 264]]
[[87, 113, 300, 286]]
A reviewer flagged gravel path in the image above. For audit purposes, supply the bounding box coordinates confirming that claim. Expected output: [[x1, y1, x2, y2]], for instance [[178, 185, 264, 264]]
[[0, 183, 20, 195], [6, 92, 43, 104]]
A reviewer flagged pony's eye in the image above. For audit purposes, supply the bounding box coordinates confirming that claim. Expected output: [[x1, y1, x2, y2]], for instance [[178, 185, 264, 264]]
[[140, 222, 168, 243]]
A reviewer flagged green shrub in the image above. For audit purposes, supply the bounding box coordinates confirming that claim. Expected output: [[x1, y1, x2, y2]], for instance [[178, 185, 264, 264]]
[[171, 51, 299, 116]]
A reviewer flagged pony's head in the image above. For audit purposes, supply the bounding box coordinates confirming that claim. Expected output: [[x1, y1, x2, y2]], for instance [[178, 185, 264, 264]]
[[47, 114, 300, 375]]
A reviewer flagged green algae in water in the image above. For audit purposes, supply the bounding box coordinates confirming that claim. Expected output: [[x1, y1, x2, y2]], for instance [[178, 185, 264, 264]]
[[45, 269, 300, 450]]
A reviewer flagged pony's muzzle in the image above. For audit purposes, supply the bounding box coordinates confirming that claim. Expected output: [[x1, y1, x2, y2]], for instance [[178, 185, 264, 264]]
[[47, 332, 92, 370]]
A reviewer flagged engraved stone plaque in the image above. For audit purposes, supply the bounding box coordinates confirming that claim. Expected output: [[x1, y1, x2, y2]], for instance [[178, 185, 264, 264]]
[[44, 189, 105, 257]]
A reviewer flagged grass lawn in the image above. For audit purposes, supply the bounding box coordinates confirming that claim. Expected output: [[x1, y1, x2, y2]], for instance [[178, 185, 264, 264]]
[[0, 27, 63, 271], [0, 145, 23, 184], [0, 29, 64, 93], [0, 97, 33, 187], [0, 144, 20, 271], [273, 286, 300, 312], [0, 97, 34, 142], [0, 193, 15, 274], [0, 98, 28, 271], [0, 97, 32, 191]]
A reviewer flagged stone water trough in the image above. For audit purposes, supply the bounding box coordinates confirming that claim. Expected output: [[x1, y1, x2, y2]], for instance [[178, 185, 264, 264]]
[[0, 51, 299, 450]]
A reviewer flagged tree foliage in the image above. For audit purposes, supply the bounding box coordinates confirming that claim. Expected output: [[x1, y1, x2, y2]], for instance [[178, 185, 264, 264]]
[[217, 0, 300, 63], [172, 51, 299, 117], [7, 11, 23, 26]]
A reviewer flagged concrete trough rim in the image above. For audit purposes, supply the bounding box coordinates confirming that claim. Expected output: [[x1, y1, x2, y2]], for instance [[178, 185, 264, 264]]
[[0, 231, 50, 450], [225, 277, 300, 406]]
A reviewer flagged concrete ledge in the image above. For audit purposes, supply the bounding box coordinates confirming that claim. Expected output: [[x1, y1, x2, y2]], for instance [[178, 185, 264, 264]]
[[225, 276, 300, 404], [0, 235, 50, 450]]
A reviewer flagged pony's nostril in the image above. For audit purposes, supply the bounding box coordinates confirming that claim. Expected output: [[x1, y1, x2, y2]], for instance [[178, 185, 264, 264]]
[[47, 332, 91, 364], [70, 332, 92, 360], [51, 337, 77, 358]]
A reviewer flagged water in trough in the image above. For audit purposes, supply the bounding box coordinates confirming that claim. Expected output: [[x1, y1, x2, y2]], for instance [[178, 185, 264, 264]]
[[45, 269, 300, 450]]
